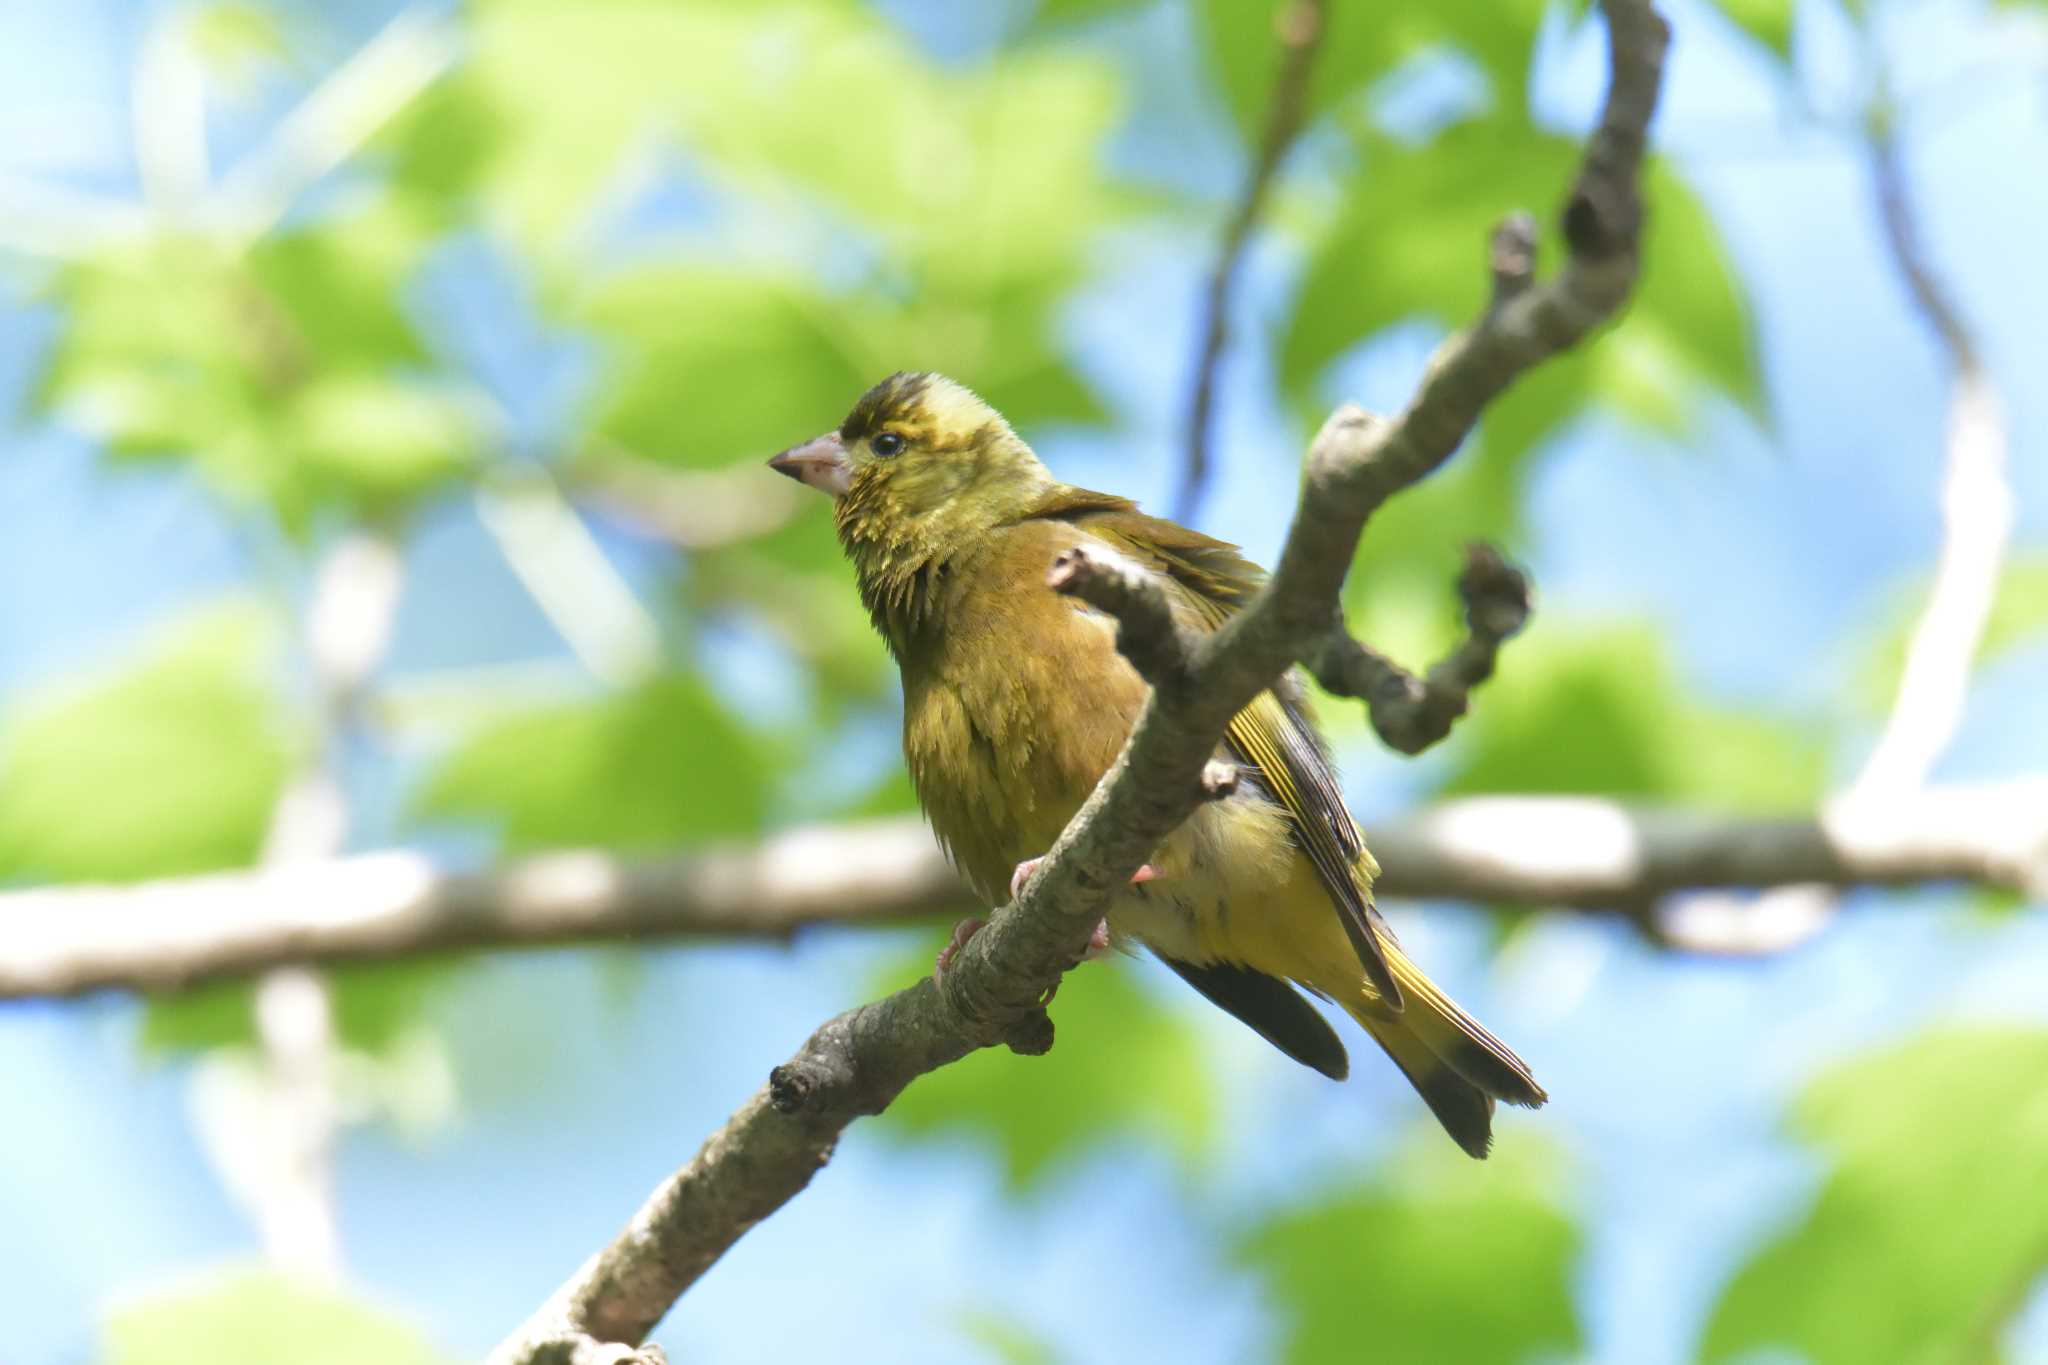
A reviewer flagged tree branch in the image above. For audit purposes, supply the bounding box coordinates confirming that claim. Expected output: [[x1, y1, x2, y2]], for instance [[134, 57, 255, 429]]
[[1175, 0, 1328, 525], [1305, 540, 1532, 754], [4, 785, 2044, 1002]]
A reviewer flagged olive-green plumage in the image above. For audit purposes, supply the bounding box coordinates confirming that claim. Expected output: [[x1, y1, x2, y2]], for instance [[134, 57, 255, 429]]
[[771, 371, 1546, 1157]]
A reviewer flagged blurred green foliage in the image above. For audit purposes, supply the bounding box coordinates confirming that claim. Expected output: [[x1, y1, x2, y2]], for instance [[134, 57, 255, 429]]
[[874, 932, 1216, 1190], [101, 1269, 451, 1365], [414, 672, 763, 851], [0, 603, 291, 881], [1440, 621, 1827, 810], [1241, 1139, 1581, 1364], [1703, 1029, 2048, 1365], [4, 0, 2044, 1360]]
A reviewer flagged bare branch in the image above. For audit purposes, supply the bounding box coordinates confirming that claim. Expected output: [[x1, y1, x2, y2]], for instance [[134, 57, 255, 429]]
[[5, 785, 2044, 1003], [0, 821, 965, 1000], [1306, 542, 1532, 754], [1175, 0, 1329, 525]]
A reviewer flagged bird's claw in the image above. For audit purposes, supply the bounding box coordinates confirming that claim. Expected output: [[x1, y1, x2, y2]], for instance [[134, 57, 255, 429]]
[[932, 916, 986, 984], [1008, 856, 1163, 902]]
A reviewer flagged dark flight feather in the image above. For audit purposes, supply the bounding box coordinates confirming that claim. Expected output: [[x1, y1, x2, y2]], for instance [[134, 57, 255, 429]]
[[1157, 955, 1350, 1080]]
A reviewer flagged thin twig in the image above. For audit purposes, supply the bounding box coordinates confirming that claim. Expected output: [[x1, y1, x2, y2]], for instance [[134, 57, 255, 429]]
[[1305, 541, 1532, 753], [215, 8, 459, 243], [476, 471, 664, 688], [1175, 0, 1329, 526], [207, 530, 404, 1279], [488, 5, 1670, 1357], [1667, 99, 2014, 955]]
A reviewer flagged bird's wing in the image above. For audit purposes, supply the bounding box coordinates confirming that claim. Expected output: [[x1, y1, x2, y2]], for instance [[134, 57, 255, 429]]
[[1029, 489, 1401, 1010]]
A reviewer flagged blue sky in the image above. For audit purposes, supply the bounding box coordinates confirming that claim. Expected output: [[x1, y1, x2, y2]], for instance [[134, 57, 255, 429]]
[[3, 1, 2047, 1363]]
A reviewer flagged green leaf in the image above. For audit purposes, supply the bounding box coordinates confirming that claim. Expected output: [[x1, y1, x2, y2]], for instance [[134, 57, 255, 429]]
[[1284, 136, 1758, 462], [952, 1306, 1064, 1365], [419, 0, 1124, 279], [140, 957, 460, 1056], [1029, 0, 1151, 29], [189, 2, 289, 88], [1437, 620, 1827, 810], [579, 265, 1103, 471], [577, 267, 876, 468], [0, 603, 291, 882], [1195, 0, 1551, 145], [413, 673, 764, 851], [102, 1267, 452, 1365], [289, 374, 485, 508], [35, 207, 458, 531], [1240, 1137, 1581, 1365], [1713, 0, 1796, 61], [1702, 1028, 2048, 1364], [878, 943, 1215, 1190], [1281, 125, 1577, 411]]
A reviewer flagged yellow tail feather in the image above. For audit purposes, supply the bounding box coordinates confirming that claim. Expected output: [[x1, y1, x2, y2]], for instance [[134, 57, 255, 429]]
[[1341, 940, 1546, 1159]]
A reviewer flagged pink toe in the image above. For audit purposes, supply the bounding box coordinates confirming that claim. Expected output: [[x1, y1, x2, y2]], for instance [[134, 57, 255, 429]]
[[1009, 856, 1046, 902]]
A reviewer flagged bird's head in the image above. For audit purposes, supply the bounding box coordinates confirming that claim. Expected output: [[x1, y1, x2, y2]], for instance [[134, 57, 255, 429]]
[[768, 372, 1055, 553]]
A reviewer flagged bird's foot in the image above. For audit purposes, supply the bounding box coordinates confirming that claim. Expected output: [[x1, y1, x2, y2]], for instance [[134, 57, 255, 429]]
[[931, 913, 1109, 989], [932, 916, 986, 984], [1008, 856, 1163, 902], [1081, 917, 1113, 960]]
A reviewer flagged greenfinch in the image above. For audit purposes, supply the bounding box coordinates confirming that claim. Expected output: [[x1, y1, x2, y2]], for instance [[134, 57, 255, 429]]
[[770, 372, 1545, 1156]]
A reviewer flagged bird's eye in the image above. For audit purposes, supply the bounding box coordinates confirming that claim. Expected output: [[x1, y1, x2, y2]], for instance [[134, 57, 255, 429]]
[[872, 431, 906, 457]]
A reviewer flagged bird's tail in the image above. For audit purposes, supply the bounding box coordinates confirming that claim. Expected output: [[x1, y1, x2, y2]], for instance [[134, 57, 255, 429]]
[[1340, 939, 1546, 1159]]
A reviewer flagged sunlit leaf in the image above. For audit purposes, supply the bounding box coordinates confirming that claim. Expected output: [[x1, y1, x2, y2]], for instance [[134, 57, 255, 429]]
[[409, 0, 1123, 281], [290, 374, 486, 507], [413, 672, 763, 851], [34, 206, 462, 531], [1283, 134, 1757, 463], [102, 1267, 451, 1365], [1194, 0, 1551, 145], [1702, 1028, 2048, 1364], [190, 2, 289, 88], [1437, 620, 1827, 810], [0, 603, 291, 883], [577, 266, 875, 468], [952, 1306, 1063, 1365], [878, 943, 1215, 1190], [1240, 1137, 1581, 1364], [1030, 0, 1151, 28], [1712, 0, 1796, 60], [140, 958, 460, 1056]]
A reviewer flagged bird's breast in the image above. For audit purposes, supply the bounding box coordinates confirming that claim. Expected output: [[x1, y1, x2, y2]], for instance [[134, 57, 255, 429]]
[[900, 523, 1152, 902]]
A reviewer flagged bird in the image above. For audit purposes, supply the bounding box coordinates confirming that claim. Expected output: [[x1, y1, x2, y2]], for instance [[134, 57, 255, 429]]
[[768, 371, 1545, 1157]]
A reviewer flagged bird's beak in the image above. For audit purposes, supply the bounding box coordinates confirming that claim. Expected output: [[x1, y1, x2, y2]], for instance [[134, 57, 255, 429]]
[[767, 430, 851, 497]]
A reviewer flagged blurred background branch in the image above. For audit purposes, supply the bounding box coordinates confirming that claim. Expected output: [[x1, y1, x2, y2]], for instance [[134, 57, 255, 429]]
[[3, 784, 2045, 1002], [215, 529, 405, 1280], [1175, 0, 1327, 525]]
